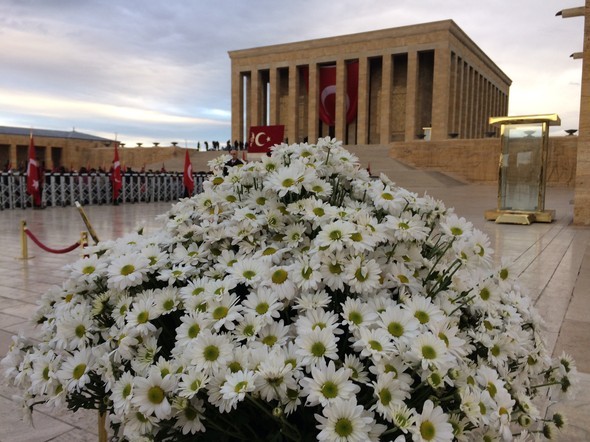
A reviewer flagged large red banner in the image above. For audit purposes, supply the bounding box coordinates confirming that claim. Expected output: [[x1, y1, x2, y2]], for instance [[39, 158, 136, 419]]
[[318, 61, 359, 126], [248, 125, 285, 153]]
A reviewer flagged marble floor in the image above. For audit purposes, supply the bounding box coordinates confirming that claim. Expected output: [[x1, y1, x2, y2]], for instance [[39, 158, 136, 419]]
[[0, 180, 588, 441]]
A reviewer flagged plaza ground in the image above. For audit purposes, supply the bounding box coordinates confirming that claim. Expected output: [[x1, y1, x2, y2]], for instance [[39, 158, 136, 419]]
[[0, 159, 588, 441]]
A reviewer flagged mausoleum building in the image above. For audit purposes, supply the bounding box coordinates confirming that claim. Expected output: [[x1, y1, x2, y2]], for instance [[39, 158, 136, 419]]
[[228, 20, 512, 145]]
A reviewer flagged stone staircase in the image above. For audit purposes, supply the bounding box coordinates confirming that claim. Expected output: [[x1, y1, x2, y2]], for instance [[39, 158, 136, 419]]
[[147, 144, 466, 195]]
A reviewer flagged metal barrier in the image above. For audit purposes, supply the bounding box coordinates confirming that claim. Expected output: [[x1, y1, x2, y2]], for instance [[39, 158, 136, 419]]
[[0, 171, 209, 209]]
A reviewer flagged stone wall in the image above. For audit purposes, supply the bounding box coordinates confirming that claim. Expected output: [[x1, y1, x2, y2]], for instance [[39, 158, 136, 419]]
[[389, 136, 577, 187]]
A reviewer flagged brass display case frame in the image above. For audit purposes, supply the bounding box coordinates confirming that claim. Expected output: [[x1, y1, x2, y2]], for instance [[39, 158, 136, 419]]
[[484, 114, 560, 224]]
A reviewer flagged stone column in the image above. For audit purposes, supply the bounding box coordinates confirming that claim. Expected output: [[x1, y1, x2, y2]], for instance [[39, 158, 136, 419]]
[[288, 64, 299, 143], [269, 67, 279, 125], [574, 0, 590, 224], [307, 63, 319, 143], [250, 69, 261, 127], [405, 50, 418, 141], [244, 73, 252, 138], [231, 69, 244, 143], [335, 58, 347, 141], [379, 54, 392, 145], [357, 57, 370, 145], [431, 46, 451, 140]]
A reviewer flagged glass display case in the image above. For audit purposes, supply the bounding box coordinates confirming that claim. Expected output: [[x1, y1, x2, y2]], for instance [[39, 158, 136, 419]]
[[485, 114, 559, 224]]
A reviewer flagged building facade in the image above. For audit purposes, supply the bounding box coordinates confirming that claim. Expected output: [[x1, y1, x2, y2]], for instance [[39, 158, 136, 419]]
[[229, 20, 511, 145], [0, 126, 115, 171]]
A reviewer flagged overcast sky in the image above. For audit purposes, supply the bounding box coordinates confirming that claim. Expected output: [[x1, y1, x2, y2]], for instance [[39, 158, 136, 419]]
[[0, 0, 585, 148]]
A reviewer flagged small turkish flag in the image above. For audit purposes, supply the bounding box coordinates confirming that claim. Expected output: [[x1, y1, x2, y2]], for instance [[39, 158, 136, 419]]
[[248, 125, 284, 153], [26, 133, 42, 206], [111, 143, 122, 201]]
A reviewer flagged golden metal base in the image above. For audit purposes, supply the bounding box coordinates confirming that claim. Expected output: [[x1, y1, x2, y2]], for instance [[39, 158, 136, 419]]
[[484, 209, 555, 224]]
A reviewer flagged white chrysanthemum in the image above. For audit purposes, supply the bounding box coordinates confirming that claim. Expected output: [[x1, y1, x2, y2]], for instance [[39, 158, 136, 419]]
[[265, 162, 311, 197], [378, 305, 420, 345], [411, 399, 454, 442], [386, 214, 431, 242], [315, 397, 374, 442], [189, 330, 233, 375], [178, 366, 209, 399], [440, 213, 473, 240], [56, 348, 94, 392], [243, 287, 282, 321], [111, 371, 135, 415], [265, 265, 297, 301], [344, 256, 382, 294], [404, 295, 445, 327], [219, 369, 258, 410], [208, 292, 243, 331], [291, 253, 323, 291], [301, 360, 360, 407], [341, 298, 378, 330], [68, 254, 107, 284], [296, 308, 341, 335], [157, 263, 191, 285], [255, 319, 291, 349], [132, 369, 176, 420], [153, 287, 181, 316], [295, 327, 339, 368], [175, 311, 211, 348], [227, 258, 268, 287], [125, 294, 158, 336], [54, 303, 95, 350], [315, 220, 355, 252], [107, 253, 150, 290], [255, 348, 298, 402], [352, 327, 396, 362], [407, 332, 455, 371], [174, 397, 206, 435], [371, 373, 410, 420], [320, 250, 348, 291]]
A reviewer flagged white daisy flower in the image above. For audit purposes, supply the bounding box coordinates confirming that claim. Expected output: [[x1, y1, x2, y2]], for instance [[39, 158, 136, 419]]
[[111, 371, 135, 415], [220, 369, 258, 410], [301, 360, 360, 407], [107, 253, 151, 290], [173, 397, 206, 435], [411, 399, 454, 442], [132, 369, 176, 420], [295, 327, 339, 368], [341, 298, 378, 330], [56, 348, 94, 392], [344, 256, 382, 294], [407, 332, 455, 372], [352, 327, 396, 362], [315, 397, 374, 442], [189, 330, 233, 375], [243, 287, 282, 321]]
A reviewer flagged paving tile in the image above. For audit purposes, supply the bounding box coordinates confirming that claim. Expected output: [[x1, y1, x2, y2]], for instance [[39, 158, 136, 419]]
[[0, 189, 587, 441]]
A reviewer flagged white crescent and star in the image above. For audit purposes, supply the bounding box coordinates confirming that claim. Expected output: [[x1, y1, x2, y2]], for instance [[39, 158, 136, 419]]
[[320, 86, 351, 117], [254, 132, 271, 146]]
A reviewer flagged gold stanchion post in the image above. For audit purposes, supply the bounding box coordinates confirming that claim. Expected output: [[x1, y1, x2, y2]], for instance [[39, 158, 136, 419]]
[[98, 411, 107, 442], [75, 201, 100, 244], [20, 220, 32, 260]]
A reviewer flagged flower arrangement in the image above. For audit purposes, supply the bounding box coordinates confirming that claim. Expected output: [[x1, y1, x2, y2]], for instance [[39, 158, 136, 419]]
[[2, 138, 576, 441]]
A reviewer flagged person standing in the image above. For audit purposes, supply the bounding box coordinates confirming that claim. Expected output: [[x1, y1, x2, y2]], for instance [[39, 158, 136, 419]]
[[223, 149, 243, 175]]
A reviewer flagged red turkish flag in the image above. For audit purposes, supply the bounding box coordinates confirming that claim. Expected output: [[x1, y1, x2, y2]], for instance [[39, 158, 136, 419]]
[[111, 142, 122, 201], [248, 125, 284, 153], [318, 61, 359, 126], [26, 133, 42, 206], [183, 148, 194, 195]]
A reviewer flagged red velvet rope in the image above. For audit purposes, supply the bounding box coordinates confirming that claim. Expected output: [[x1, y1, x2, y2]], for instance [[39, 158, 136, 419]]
[[24, 229, 81, 254]]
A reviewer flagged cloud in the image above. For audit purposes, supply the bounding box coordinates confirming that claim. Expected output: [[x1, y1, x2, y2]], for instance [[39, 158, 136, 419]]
[[0, 0, 585, 142]]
